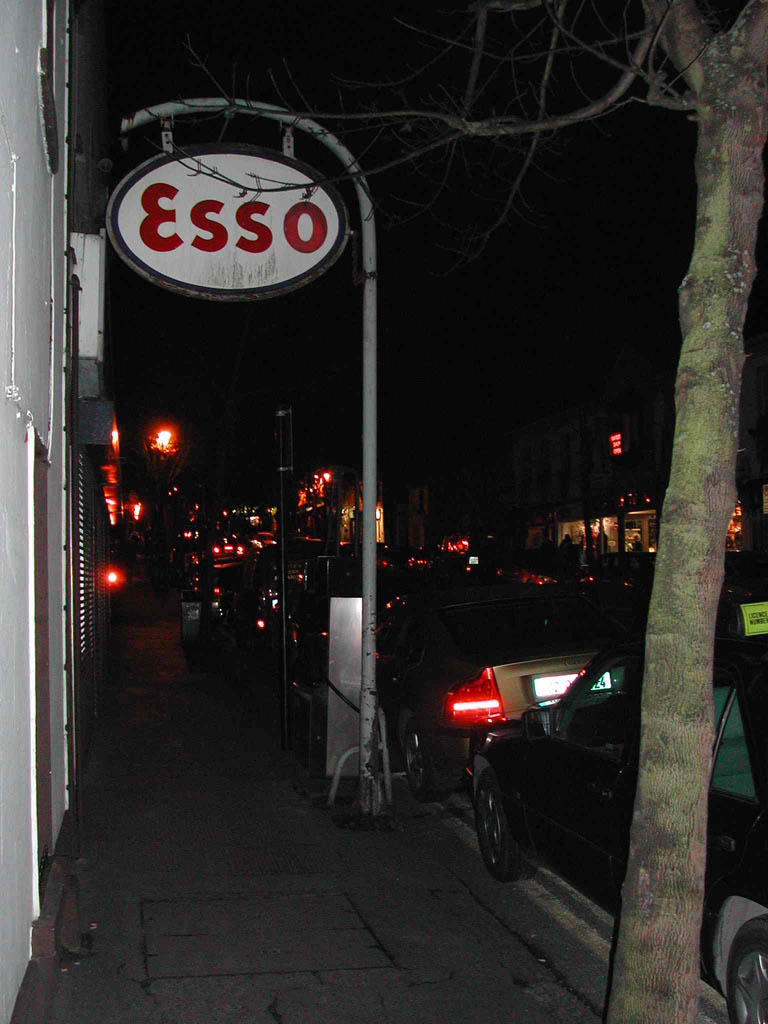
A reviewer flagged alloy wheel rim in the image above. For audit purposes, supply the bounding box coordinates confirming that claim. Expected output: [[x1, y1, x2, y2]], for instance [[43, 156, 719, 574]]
[[481, 787, 502, 864], [406, 729, 424, 790], [733, 950, 768, 1024]]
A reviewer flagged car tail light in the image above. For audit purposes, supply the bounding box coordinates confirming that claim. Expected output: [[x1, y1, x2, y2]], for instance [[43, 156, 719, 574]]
[[256, 618, 266, 630], [446, 667, 503, 723]]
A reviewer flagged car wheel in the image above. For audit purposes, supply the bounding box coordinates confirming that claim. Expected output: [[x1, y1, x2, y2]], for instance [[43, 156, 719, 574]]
[[727, 915, 768, 1024], [404, 718, 435, 800], [475, 769, 531, 882]]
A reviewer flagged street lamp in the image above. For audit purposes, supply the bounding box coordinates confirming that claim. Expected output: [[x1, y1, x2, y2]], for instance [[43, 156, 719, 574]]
[[151, 428, 175, 454], [142, 425, 187, 591]]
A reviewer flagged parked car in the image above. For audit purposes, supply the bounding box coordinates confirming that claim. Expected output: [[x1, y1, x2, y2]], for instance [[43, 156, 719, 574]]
[[376, 584, 625, 799], [232, 538, 362, 651], [471, 624, 768, 1023], [210, 561, 242, 623]]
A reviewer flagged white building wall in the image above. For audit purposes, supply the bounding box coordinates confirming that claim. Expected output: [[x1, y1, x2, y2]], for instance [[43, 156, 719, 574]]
[[0, 1, 69, 1021], [47, 85, 69, 859]]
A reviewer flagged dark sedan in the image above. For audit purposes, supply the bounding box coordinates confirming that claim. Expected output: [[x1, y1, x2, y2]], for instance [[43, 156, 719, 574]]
[[472, 617, 768, 1023], [376, 585, 624, 799]]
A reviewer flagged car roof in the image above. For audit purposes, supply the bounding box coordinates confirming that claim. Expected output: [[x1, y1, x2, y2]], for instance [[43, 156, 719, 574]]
[[583, 633, 768, 667], [389, 583, 588, 614]]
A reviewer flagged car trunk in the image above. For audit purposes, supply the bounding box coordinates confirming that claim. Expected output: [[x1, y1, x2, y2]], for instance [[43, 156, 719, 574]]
[[493, 650, 599, 719]]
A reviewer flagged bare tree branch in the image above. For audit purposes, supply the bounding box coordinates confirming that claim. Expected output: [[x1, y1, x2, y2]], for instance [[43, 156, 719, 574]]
[[739, 0, 768, 61], [644, 0, 711, 89], [452, 0, 567, 265], [463, 6, 489, 113]]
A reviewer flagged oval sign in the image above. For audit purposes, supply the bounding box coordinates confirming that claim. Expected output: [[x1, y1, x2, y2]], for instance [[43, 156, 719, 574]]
[[106, 144, 349, 300]]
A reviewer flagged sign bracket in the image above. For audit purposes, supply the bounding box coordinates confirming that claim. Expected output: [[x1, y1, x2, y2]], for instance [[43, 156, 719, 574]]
[[160, 118, 174, 154]]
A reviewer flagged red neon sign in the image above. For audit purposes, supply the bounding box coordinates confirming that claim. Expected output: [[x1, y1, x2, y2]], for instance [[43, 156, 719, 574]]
[[609, 432, 623, 456]]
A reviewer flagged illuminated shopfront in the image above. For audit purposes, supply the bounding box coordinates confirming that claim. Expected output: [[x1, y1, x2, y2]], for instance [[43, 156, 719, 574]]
[[727, 501, 742, 551], [624, 510, 658, 552], [555, 509, 658, 555]]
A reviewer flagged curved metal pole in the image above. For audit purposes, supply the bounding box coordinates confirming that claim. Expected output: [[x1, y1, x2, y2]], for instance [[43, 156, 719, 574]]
[[120, 99, 380, 803]]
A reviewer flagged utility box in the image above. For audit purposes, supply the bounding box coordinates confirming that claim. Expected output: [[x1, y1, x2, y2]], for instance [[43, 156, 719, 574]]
[[290, 596, 361, 777], [325, 597, 362, 778], [180, 591, 202, 644]]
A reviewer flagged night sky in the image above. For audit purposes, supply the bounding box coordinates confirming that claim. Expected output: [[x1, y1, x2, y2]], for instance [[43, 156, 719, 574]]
[[104, 1, 759, 510]]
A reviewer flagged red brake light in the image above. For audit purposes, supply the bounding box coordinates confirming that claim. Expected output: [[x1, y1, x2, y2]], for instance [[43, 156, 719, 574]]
[[447, 668, 503, 723]]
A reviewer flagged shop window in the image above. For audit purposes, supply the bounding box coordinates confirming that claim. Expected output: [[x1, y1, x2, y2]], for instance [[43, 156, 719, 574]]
[[726, 502, 742, 551]]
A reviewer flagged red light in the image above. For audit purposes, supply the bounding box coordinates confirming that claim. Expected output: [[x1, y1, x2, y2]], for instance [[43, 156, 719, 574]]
[[106, 568, 123, 587], [213, 586, 221, 595], [212, 545, 221, 555], [447, 668, 503, 723], [236, 544, 245, 556], [256, 618, 266, 630], [609, 432, 623, 456]]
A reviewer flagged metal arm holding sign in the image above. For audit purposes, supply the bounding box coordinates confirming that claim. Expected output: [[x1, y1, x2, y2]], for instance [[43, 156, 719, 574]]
[[119, 99, 383, 813]]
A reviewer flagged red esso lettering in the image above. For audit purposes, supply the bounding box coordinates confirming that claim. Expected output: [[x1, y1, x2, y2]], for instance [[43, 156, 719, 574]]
[[283, 201, 328, 254], [140, 182, 182, 252], [139, 187, 329, 256], [235, 201, 273, 254], [190, 199, 227, 252]]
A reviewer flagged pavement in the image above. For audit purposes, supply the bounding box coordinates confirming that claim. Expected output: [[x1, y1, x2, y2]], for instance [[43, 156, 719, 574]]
[[48, 574, 604, 1024]]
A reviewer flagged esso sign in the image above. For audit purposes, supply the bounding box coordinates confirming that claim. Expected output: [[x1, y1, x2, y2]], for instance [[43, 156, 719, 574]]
[[106, 145, 349, 300]]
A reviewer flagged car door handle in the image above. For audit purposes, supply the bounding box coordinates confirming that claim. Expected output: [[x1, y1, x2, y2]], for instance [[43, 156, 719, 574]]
[[586, 781, 613, 802], [713, 834, 736, 853]]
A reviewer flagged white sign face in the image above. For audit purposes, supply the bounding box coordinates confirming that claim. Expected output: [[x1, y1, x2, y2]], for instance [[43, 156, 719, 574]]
[[106, 145, 349, 300]]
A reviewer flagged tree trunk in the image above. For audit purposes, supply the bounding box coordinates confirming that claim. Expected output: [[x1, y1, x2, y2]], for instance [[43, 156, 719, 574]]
[[606, 32, 767, 1024]]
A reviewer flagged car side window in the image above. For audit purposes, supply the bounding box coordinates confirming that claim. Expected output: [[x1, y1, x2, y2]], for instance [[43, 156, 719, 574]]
[[555, 656, 639, 759], [395, 620, 427, 669], [376, 616, 398, 658], [712, 691, 756, 801]]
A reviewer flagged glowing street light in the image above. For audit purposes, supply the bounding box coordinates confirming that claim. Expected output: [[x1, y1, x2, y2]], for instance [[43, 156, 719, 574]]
[[153, 428, 174, 453]]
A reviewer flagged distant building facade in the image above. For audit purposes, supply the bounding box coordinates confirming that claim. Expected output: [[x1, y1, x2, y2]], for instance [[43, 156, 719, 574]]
[[504, 344, 768, 561], [391, 344, 768, 564], [504, 350, 675, 559]]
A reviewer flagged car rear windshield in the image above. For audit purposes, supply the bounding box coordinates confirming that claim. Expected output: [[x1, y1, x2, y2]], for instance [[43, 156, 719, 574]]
[[439, 597, 618, 663]]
